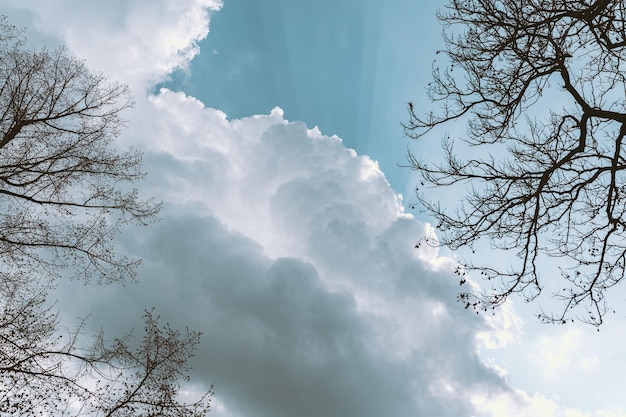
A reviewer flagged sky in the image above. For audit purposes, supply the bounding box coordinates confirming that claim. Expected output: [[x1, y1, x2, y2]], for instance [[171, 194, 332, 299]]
[[1, 1, 626, 416]]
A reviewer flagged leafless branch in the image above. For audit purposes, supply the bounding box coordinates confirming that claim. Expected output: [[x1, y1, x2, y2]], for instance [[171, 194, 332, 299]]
[[407, 0, 626, 325]]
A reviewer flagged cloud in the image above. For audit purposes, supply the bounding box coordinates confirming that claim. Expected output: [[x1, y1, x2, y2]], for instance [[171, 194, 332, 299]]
[[0, 0, 222, 90], [522, 327, 602, 382], [51, 88, 525, 416]]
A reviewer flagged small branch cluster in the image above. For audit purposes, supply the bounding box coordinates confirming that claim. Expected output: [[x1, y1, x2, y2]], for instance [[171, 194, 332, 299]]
[[0, 279, 212, 415]]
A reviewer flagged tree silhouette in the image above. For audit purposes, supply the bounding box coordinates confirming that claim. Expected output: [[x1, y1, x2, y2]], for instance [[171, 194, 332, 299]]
[[405, 0, 626, 325], [0, 17, 211, 414], [0, 279, 212, 415]]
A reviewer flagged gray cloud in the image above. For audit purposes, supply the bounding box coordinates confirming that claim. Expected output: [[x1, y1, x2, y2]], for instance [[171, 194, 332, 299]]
[[55, 92, 514, 417]]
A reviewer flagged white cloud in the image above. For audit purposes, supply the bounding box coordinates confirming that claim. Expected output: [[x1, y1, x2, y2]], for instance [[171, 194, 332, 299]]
[[533, 329, 600, 377], [0, 0, 222, 90], [477, 299, 524, 350]]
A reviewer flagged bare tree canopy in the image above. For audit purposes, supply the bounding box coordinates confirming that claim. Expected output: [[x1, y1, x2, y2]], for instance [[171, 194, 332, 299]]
[[0, 17, 160, 286], [405, 0, 626, 325], [0, 17, 211, 415], [0, 278, 212, 416]]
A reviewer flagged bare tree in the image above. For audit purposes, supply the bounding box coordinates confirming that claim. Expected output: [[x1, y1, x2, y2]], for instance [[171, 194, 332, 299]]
[[0, 278, 212, 416], [0, 17, 160, 285], [0, 17, 212, 414], [405, 0, 626, 325]]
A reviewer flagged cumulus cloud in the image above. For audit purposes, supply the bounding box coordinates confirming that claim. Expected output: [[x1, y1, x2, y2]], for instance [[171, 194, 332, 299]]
[[52, 88, 524, 416], [0, 0, 222, 90]]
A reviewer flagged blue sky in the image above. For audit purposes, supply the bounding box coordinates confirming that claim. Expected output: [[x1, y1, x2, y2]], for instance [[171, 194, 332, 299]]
[[159, 0, 442, 200], [2, 1, 626, 416]]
